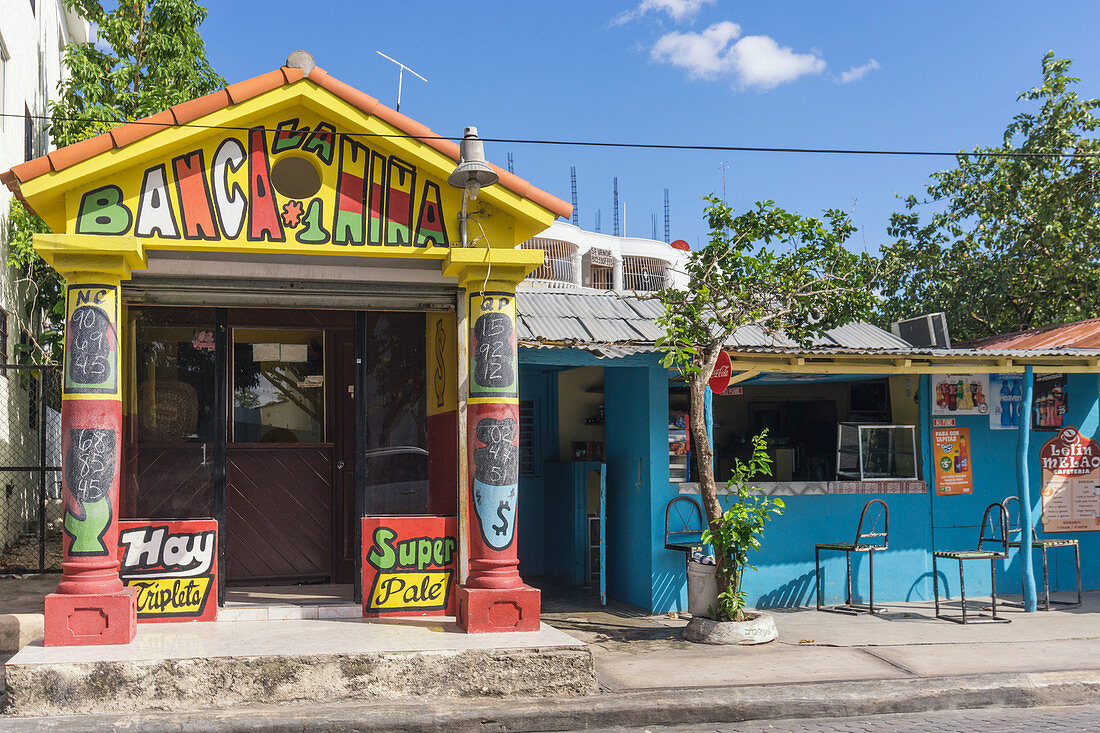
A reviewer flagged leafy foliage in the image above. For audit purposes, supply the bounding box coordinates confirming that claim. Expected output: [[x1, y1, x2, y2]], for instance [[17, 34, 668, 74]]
[[4, 1, 224, 362], [873, 53, 1100, 341], [701, 431, 783, 622], [4, 200, 61, 363], [654, 196, 874, 618], [50, 0, 225, 147]]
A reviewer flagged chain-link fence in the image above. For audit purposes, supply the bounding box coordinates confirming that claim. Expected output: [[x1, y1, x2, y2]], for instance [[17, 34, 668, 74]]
[[0, 364, 62, 573]]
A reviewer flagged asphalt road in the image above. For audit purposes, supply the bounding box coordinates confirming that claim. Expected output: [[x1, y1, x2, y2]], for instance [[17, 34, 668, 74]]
[[588, 704, 1100, 732]]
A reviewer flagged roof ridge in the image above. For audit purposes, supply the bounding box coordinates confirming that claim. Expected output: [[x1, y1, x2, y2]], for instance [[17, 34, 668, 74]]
[[4, 62, 571, 220]]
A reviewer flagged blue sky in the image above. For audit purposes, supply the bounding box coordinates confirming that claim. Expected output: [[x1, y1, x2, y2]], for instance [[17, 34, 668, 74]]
[[200, 1, 1100, 251]]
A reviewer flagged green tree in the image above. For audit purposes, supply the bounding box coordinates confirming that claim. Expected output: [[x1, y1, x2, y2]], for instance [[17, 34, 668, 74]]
[[874, 52, 1100, 341], [654, 196, 875, 622], [5, 0, 224, 361]]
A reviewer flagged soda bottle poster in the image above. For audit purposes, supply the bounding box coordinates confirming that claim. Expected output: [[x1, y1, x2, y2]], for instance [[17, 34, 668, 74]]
[[1040, 427, 1100, 533], [989, 373, 1024, 430], [931, 374, 990, 416], [1032, 373, 1068, 432], [932, 426, 973, 495]]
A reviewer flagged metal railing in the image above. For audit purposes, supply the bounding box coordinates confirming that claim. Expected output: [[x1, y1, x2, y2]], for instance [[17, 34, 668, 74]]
[[0, 364, 63, 573]]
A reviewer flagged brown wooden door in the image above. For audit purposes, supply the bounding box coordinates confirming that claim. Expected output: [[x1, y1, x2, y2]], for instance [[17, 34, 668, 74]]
[[225, 318, 337, 585], [226, 444, 333, 583]]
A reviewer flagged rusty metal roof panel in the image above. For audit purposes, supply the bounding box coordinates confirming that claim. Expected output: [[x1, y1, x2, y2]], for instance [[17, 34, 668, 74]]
[[963, 318, 1100, 350]]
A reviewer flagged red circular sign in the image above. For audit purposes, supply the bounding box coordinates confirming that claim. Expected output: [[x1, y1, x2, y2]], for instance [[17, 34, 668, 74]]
[[708, 350, 732, 394], [670, 239, 690, 251]]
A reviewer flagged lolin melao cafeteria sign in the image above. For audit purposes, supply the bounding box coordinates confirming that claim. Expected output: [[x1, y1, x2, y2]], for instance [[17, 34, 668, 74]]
[[72, 116, 452, 250]]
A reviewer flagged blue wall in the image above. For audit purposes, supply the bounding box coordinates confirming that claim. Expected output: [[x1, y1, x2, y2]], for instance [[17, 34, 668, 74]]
[[926, 372, 1100, 600], [520, 347, 1100, 613], [604, 364, 670, 610]]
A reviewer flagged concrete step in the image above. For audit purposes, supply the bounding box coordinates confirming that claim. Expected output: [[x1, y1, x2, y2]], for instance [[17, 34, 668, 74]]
[[0, 615, 43, 654], [218, 603, 361, 622], [2, 617, 594, 717]]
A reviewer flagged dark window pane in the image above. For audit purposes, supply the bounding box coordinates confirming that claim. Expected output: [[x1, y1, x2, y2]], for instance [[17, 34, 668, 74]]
[[361, 312, 428, 514], [131, 307, 217, 519]]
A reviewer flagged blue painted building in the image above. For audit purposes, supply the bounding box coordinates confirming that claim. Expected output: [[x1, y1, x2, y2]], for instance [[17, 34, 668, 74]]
[[515, 291, 1100, 613]]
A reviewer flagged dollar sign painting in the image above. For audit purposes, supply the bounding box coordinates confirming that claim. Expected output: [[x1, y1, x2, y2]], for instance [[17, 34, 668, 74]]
[[472, 417, 518, 550], [63, 428, 116, 555]]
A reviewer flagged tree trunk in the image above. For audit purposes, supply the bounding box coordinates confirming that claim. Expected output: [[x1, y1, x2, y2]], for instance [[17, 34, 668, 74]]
[[689, 358, 733, 619]]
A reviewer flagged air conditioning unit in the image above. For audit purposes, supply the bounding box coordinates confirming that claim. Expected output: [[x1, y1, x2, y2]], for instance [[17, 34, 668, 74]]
[[891, 313, 951, 349]]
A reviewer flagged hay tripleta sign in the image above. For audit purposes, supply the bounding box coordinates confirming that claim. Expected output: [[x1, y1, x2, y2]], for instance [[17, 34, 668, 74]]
[[116, 519, 218, 622]]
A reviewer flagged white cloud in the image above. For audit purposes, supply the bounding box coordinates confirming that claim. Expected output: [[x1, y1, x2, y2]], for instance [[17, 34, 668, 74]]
[[651, 22, 826, 90], [612, 0, 716, 26], [837, 58, 881, 84]]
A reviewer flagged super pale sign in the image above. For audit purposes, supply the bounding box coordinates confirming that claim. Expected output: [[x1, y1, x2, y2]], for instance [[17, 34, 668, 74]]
[[362, 516, 458, 616]]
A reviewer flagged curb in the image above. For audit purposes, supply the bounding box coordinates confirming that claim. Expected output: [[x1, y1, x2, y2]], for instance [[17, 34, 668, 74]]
[[0, 615, 43, 654], [4, 669, 1100, 731]]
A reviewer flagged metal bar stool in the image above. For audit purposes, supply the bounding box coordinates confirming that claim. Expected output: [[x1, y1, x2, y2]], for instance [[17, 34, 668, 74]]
[[1000, 496, 1082, 610], [933, 502, 1011, 624], [815, 498, 889, 614], [664, 495, 707, 561]]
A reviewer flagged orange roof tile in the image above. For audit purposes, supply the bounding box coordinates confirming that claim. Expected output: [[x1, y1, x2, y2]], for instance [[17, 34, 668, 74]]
[[3, 61, 572, 221]]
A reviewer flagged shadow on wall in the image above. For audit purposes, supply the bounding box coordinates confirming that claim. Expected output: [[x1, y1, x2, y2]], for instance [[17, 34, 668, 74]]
[[651, 567, 688, 614], [756, 570, 817, 609], [909, 570, 950, 602]]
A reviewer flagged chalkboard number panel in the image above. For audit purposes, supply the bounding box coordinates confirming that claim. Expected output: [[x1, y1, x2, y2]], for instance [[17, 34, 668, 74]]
[[469, 292, 517, 400], [65, 284, 119, 395]]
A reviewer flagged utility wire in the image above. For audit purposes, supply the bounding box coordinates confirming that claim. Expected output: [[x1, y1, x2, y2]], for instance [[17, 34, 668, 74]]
[[4, 111, 1099, 159]]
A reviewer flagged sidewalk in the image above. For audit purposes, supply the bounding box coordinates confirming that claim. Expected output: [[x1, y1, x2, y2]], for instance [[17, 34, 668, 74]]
[[3, 580, 1100, 730]]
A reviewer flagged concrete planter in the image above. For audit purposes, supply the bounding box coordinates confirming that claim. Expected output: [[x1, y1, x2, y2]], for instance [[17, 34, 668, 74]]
[[682, 612, 778, 645]]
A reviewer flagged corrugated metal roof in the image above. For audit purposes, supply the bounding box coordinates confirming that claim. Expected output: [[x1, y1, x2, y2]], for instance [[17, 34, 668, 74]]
[[514, 291, 1100, 359], [963, 318, 1100, 350]]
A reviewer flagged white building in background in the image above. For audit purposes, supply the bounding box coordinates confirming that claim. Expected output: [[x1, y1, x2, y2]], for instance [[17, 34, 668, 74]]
[[0, 2, 86, 560], [518, 220, 690, 292], [0, 1, 88, 330]]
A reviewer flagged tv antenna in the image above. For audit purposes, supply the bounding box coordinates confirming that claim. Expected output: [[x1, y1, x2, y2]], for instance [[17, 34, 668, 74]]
[[376, 51, 428, 112]]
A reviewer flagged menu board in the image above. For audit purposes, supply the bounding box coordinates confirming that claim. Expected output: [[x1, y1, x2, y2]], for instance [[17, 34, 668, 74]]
[[932, 426, 973, 495], [469, 292, 517, 400], [1040, 426, 1100, 533]]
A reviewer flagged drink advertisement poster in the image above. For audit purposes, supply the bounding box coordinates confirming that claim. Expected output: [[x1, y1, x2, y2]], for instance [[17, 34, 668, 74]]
[[1032, 373, 1069, 432], [362, 516, 458, 617], [116, 519, 218, 622], [1040, 426, 1100, 533], [932, 426, 973, 495], [989, 373, 1024, 430], [931, 374, 990, 416]]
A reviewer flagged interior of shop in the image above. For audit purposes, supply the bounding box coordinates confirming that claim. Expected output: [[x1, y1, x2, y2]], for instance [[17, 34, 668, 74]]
[[709, 375, 922, 485]]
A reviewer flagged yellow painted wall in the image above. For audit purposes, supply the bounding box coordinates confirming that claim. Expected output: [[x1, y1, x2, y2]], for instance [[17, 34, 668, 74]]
[[556, 366, 605, 462]]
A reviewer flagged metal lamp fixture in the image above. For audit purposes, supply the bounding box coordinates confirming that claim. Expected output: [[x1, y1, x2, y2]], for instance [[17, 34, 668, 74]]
[[448, 126, 499, 200], [448, 127, 499, 246]]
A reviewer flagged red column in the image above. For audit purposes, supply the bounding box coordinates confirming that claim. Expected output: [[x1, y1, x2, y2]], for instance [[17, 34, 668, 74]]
[[457, 287, 540, 632], [44, 276, 137, 646]]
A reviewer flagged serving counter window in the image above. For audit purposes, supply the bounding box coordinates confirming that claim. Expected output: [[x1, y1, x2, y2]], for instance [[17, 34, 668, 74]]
[[710, 377, 924, 489]]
